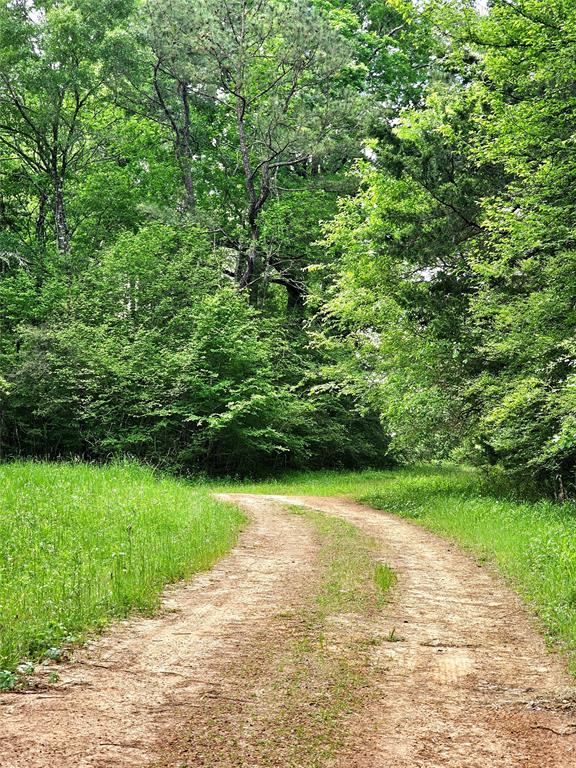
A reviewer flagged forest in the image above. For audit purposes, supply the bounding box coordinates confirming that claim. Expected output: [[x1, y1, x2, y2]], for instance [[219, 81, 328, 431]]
[[0, 0, 575, 495], [4, 4, 576, 762]]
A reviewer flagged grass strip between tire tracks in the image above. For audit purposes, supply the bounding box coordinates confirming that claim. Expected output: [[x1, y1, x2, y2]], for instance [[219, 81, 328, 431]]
[[152, 504, 396, 768]]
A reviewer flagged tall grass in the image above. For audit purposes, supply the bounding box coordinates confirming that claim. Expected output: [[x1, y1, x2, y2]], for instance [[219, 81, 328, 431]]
[[215, 467, 408, 497], [0, 461, 243, 679]]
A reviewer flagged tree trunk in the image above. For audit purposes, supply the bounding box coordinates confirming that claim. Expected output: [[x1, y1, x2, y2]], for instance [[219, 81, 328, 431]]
[[177, 81, 196, 212], [36, 192, 48, 250], [248, 237, 267, 308], [235, 96, 270, 306], [240, 224, 267, 307], [180, 154, 196, 211], [53, 176, 69, 254], [286, 279, 305, 314], [269, 273, 306, 315]]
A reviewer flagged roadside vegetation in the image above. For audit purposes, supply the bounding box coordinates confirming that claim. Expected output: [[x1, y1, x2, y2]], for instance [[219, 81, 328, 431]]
[[295, 507, 396, 616], [362, 469, 576, 673], [4, 460, 576, 687], [0, 461, 244, 688]]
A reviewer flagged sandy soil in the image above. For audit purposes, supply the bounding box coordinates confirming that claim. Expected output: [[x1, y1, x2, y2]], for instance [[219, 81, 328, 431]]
[[1, 494, 575, 767], [0, 497, 319, 768]]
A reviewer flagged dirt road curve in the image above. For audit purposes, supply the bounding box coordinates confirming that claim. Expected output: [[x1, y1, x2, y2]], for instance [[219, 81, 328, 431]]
[[1, 494, 575, 768]]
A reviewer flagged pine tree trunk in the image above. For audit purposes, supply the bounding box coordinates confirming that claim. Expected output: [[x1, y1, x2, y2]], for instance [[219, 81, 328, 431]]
[[53, 177, 69, 254]]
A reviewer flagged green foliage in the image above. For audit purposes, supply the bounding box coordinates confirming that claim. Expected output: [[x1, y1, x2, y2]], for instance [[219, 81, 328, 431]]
[[1, 223, 389, 474], [5, 0, 575, 492], [320, 105, 489, 460], [0, 1, 136, 256], [317, 0, 576, 492], [0, 0, 394, 473], [461, 0, 576, 490]]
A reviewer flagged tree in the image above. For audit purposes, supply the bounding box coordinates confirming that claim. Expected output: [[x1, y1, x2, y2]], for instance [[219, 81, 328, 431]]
[[320, 61, 503, 459], [140, 0, 354, 305], [0, 0, 134, 257], [455, 0, 576, 490]]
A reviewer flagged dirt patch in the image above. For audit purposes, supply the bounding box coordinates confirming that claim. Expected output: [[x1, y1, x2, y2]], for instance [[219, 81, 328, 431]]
[[151, 502, 393, 768], [0, 497, 319, 768]]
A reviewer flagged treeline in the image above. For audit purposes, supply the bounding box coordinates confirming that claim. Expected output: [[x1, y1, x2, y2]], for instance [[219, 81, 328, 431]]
[[324, 0, 576, 496], [0, 0, 414, 474], [1, 0, 575, 491]]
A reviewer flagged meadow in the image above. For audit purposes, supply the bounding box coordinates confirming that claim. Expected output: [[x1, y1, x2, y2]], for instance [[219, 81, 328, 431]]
[[0, 461, 244, 687]]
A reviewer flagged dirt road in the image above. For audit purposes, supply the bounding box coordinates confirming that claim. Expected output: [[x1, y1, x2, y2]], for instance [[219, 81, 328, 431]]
[[1, 495, 575, 767]]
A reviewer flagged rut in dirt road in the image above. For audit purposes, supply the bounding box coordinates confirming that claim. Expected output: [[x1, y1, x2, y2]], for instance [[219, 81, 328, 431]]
[[0, 494, 575, 768]]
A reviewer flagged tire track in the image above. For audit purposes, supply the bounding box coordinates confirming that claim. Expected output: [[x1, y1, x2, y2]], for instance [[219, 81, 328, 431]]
[[0, 497, 318, 768]]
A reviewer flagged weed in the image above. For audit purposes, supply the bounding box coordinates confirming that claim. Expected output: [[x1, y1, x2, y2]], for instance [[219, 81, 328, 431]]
[[0, 670, 16, 691], [291, 507, 395, 618], [375, 562, 396, 596]]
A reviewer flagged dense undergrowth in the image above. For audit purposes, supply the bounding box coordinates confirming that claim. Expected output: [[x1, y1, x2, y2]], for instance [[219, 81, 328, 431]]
[[1, 1, 576, 497], [0, 461, 244, 686]]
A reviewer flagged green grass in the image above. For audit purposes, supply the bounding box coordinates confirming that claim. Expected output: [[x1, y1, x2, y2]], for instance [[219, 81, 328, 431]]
[[217, 465, 576, 672], [291, 506, 396, 616], [213, 467, 404, 497], [272, 508, 396, 765], [4, 459, 576, 689], [0, 461, 244, 684]]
